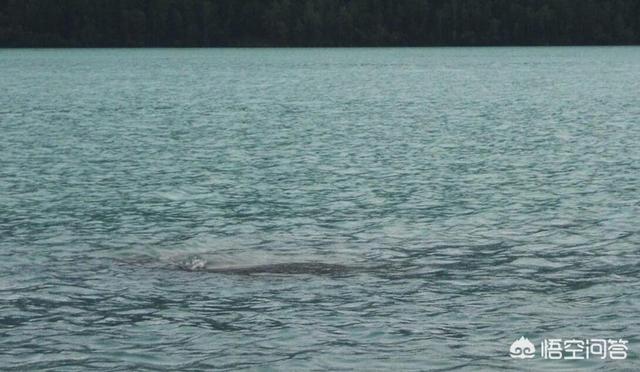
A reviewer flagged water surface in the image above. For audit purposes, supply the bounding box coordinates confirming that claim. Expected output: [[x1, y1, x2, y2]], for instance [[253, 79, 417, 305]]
[[1, 47, 640, 370]]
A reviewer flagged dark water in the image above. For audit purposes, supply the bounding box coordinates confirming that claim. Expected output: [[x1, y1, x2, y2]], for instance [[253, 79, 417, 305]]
[[1, 48, 639, 371]]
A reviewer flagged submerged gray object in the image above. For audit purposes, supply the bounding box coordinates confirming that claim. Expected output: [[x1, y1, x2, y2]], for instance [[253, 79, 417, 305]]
[[178, 260, 351, 275]]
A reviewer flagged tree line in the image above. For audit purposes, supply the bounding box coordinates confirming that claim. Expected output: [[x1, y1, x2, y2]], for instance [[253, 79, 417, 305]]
[[1, 0, 639, 47]]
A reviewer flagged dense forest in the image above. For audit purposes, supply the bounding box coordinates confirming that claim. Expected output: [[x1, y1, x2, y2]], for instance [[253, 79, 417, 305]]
[[1, 0, 639, 47]]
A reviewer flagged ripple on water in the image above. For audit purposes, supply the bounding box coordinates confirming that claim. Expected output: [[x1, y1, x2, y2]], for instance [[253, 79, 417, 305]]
[[1, 47, 640, 370]]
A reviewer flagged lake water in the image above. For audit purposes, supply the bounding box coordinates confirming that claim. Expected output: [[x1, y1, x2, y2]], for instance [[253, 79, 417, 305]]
[[1, 47, 639, 371]]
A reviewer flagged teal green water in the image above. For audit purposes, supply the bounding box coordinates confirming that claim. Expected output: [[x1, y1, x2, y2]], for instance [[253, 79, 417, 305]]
[[1, 48, 640, 371]]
